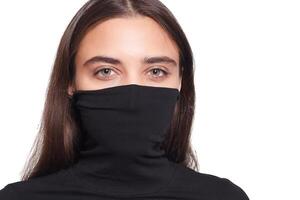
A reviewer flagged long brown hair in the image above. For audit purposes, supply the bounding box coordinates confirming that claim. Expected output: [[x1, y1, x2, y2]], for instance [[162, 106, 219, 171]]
[[21, 0, 198, 181]]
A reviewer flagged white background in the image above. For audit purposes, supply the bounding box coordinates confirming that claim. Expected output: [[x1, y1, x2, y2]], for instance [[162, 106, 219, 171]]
[[0, 0, 299, 199]]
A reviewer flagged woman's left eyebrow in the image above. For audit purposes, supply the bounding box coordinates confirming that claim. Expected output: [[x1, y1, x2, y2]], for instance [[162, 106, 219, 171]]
[[143, 56, 177, 67], [83, 55, 177, 67]]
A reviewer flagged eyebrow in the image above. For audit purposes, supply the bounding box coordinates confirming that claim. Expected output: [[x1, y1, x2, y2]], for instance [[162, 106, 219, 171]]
[[83, 55, 178, 67]]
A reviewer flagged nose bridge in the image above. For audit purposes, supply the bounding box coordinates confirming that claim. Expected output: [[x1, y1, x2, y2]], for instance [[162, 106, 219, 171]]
[[128, 84, 140, 111], [122, 70, 143, 86], [118, 66, 146, 110]]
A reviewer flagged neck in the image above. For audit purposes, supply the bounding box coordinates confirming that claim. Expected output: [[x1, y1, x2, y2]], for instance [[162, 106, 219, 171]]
[[71, 137, 177, 195], [70, 84, 180, 195]]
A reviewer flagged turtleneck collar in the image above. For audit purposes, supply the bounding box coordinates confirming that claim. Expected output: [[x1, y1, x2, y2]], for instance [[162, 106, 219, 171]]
[[70, 84, 180, 196]]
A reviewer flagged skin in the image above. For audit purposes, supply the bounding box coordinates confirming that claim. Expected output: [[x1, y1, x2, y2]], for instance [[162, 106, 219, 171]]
[[68, 15, 182, 95]]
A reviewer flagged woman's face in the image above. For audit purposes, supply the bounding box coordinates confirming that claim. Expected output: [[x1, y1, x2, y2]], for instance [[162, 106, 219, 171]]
[[68, 16, 182, 95]]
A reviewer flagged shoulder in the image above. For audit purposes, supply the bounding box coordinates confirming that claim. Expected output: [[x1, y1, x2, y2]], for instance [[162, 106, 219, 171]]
[[164, 163, 250, 200], [0, 179, 36, 200], [215, 177, 250, 200], [0, 168, 74, 200], [0, 182, 21, 200]]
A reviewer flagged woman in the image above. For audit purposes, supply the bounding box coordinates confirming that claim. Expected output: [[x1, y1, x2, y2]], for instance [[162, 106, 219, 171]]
[[0, 0, 249, 199]]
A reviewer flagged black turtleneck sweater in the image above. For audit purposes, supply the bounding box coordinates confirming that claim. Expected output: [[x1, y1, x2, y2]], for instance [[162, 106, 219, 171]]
[[0, 164, 249, 200], [0, 84, 249, 200]]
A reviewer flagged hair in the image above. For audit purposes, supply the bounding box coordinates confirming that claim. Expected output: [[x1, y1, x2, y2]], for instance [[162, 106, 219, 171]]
[[21, 0, 198, 181]]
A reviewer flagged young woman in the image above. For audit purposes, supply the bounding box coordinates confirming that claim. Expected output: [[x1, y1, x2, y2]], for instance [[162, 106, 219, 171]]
[[0, 0, 249, 199]]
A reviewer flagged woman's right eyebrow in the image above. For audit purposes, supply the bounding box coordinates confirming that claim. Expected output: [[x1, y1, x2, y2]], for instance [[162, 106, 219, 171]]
[[83, 55, 121, 66], [83, 55, 177, 67]]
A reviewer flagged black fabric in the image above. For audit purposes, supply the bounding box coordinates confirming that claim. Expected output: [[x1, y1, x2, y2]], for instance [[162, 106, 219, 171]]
[[0, 84, 249, 200]]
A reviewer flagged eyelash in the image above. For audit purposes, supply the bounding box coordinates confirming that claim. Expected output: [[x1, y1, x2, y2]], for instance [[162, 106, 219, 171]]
[[94, 67, 170, 79]]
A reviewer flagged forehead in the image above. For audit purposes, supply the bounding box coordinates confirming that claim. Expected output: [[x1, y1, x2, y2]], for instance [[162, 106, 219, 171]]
[[76, 16, 179, 65]]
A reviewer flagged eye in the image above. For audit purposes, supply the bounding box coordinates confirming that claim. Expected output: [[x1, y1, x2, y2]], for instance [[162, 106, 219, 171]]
[[148, 67, 169, 79], [94, 67, 117, 79]]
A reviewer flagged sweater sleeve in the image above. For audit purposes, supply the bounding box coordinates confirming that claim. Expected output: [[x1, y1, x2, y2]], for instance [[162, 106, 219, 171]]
[[216, 178, 250, 200], [0, 184, 19, 200]]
